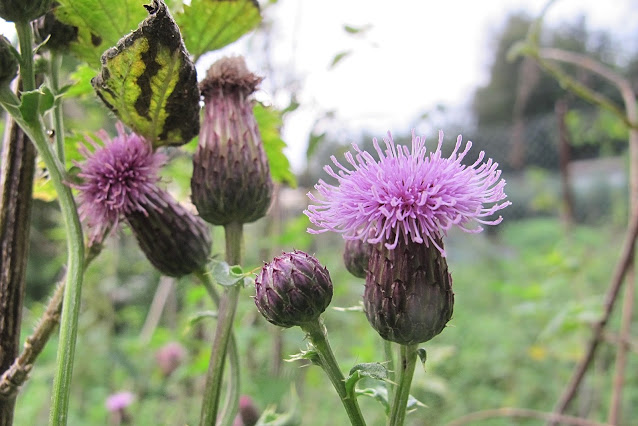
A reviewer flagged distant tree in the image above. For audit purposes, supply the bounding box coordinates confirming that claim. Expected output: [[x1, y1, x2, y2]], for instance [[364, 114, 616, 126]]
[[472, 14, 625, 171]]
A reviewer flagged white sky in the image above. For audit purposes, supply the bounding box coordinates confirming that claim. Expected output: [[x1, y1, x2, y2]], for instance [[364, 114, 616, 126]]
[[216, 0, 638, 171], [1, 1, 636, 172]]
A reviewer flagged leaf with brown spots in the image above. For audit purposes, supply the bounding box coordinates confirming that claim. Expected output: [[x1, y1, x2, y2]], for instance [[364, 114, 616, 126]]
[[91, 0, 200, 147]]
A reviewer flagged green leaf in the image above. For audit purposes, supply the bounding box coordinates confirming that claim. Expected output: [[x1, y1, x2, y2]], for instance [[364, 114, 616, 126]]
[[176, 0, 261, 60], [65, 64, 97, 98], [417, 348, 427, 372], [189, 310, 218, 324], [329, 50, 351, 68], [306, 130, 326, 160], [210, 260, 249, 287], [92, 0, 200, 147], [285, 346, 320, 366], [19, 89, 51, 122], [39, 86, 55, 113], [254, 103, 297, 187], [356, 386, 390, 413], [55, 0, 149, 68], [343, 24, 371, 35], [345, 362, 391, 397]]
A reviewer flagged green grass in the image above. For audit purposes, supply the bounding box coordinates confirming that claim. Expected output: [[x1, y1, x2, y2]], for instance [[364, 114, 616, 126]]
[[13, 217, 638, 425]]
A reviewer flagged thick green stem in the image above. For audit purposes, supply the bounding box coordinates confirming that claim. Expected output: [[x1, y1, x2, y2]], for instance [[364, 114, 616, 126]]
[[10, 20, 85, 426], [301, 319, 366, 426], [199, 222, 243, 426], [388, 344, 418, 426], [49, 52, 66, 164], [196, 270, 240, 426]]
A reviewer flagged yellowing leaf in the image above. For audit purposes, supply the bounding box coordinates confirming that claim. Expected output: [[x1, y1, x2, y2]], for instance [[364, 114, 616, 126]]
[[176, 0, 261, 61], [92, 0, 200, 147]]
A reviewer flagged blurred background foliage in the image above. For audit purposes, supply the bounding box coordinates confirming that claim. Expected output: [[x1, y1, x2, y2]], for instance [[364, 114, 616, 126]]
[[2, 0, 638, 424]]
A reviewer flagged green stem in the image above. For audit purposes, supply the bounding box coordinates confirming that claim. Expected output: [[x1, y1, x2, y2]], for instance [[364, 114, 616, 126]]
[[196, 270, 240, 426], [15, 21, 35, 92], [301, 319, 366, 426], [11, 20, 85, 426], [384, 340, 396, 407], [49, 52, 66, 164], [388, 344, 418, 426], [199, 222, 243, 426]]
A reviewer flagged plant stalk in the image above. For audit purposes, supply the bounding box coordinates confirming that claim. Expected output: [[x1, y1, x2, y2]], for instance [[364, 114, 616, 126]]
[[388, 344, 418, 426], [301, 319, 366, 426], [384, 340, 396, 408], [10, 20, 85, 426], [197, 270, 241, 426], [199, 222, 243, 426], [49, 52, 66, 164]]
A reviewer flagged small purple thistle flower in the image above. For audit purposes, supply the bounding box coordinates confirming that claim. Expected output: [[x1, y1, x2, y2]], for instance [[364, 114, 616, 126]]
[[73, 122, 165, 241], [304, 130, 511, 256], [105, 391, 135, 412]]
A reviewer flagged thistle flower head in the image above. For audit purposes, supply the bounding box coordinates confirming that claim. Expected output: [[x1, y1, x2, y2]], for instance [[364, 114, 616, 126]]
[[191, 56, 273, 226], [73, 122, 165, 241], [254, 250, 333, 328], [305, 131, 511, 256]]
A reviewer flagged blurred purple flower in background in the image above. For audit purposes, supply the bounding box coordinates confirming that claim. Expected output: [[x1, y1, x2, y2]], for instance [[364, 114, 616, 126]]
[[155, 342, 187, 377], [73, 122, 165, 241], [105, 391, 135, 412], [305, 130, 511, 256]]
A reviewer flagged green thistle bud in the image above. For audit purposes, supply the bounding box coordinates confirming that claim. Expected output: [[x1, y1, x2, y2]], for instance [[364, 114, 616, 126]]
[[0, 0, 52, 23], [0, 35, 18, 87], [125, 188, 211, 277], [364, 238, 454, 345], [255, 251, 333, 328], [343, 238, 371, 279], [191, 56, 273, 226]]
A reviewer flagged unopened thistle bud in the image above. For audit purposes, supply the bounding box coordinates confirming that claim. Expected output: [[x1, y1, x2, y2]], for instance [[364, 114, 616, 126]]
[[34, 3, 78, 52], [0, 0, 51, 22], [364, 237, 454, 345], [191, 56, 273, 226], [343, 238, 371, 279], [0, 35, 18, 87], [254, 251, 333, 328], [125, 188, 211, 277]]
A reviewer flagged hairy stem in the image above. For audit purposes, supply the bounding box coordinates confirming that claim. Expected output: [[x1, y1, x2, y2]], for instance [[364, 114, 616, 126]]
[[199, 222, 243, 426], [388, 344, 418, 426], [301, 319, 366, 426], [197, 270, 241, 426]]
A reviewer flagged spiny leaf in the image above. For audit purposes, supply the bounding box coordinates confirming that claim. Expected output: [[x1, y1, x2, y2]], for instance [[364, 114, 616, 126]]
[[210, 260, 251, 287], [254, 103, 296, 187], [345, 362, 391, 397], [176, 0, 261, 61], [55, 0, 148, 68], [92, 0, 200, 147]]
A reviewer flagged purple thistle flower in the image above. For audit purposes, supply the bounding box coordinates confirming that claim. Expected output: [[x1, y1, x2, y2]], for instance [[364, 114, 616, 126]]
[[105, 391, 135, 412], [304, 130, 511, 256], [73, 122, 165, 241]]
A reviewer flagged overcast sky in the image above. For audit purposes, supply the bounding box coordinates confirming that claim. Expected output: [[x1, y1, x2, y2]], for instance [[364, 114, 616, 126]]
[[2, 1, 636, 171], [206, 0, 638, 171]]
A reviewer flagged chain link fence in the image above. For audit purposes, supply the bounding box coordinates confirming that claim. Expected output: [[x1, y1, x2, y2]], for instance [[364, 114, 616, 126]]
[[470, 110, 629, 225]]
